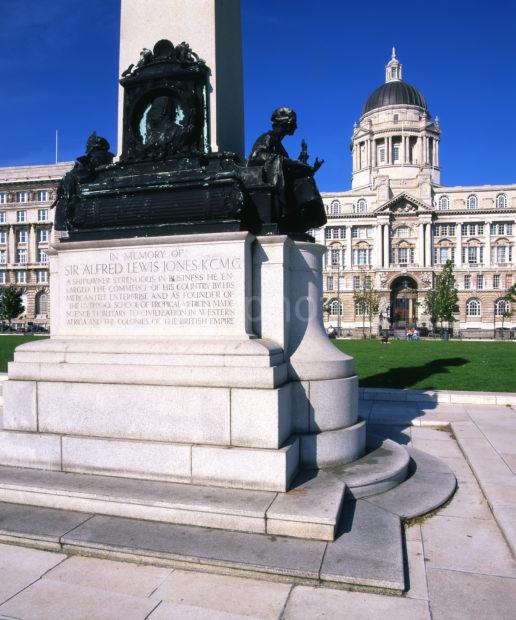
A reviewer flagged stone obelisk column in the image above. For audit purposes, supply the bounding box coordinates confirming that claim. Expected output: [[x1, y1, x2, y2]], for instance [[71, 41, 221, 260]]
[[117, 0, 244, 158]]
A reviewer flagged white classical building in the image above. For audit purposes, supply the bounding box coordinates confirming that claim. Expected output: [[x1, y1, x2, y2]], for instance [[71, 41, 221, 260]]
[[315, 50, 515, 337], [0, 163, 73, 329]]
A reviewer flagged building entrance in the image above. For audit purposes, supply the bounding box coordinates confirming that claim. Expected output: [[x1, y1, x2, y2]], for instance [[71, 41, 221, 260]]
[[390, 276, 418, 329]]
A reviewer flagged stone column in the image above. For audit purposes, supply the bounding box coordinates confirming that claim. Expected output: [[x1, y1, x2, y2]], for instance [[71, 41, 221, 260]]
[[419, 137, 424, 165], [373, 224, 382, 267], [424, 222, 432, 267], [383, 224, 390, 267], [455, 223, 462, 268], [484, 221, 491, 267], [372, 139, 377, 167], [28, 224, 36, 265], [8, 226, 15, 266], [387, 136, 391, 164], [417, 222, 425, 266], [345, 225, 353, 269], [118, 0, 244, 157]]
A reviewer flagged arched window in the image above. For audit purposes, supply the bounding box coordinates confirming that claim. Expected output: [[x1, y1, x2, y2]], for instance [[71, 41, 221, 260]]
[[35, 292, 49, 315], [355, 199, 367, 214], [466, 298, 481, 317], [355, 300, 367, 316], [495, 298, 510, 317], [496, 193, 507, 209], [329, 299, 343, 316], [467, 194, 478, 209], [438, 195, 449, 210], [330, 200, 341, 215]]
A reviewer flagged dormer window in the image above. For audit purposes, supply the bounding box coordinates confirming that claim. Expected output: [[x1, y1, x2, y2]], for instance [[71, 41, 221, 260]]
[[467, 195, 478, 209], [330, 200, 341, 215], [393, 114, 399, 123]]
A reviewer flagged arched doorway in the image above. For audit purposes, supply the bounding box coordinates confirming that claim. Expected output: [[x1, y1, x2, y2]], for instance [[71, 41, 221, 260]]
[[390, 276, 418, 328]]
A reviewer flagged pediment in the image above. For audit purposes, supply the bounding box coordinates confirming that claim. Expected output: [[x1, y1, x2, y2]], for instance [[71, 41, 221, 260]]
[[374, 193, 433, 215]]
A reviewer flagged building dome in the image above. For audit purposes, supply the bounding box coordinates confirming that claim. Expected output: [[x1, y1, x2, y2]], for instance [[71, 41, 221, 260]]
[[362, 81, 428, 115]]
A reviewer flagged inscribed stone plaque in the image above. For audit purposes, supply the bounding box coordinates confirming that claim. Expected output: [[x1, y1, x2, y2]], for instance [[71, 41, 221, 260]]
[[52, 235, 251, 337]]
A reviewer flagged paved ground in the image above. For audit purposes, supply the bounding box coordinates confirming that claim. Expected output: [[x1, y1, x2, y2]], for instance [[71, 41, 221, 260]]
[[0, 399, 515, 619]]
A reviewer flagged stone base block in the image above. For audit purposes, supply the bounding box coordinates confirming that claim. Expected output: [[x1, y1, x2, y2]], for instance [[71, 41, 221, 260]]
[[300, 419, 366, 469], [0, 431, 61, 471]]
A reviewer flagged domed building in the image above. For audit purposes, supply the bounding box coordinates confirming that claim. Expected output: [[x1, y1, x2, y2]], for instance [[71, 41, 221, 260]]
[[317, 50, 515, 338]]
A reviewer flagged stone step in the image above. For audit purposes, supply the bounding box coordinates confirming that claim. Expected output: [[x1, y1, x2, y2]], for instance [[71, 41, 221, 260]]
[[327, 438, 410, 499], [365, 448, 457, 519], [0, 498, 405, 592], [0, 464, 346, 541]]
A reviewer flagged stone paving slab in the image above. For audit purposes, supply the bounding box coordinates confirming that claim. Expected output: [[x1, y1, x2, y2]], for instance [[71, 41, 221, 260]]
[[0, 500, 93, 550], [320, 500, 404, 590], [426, 568, 516, 620], [360, 387, 516, 407]]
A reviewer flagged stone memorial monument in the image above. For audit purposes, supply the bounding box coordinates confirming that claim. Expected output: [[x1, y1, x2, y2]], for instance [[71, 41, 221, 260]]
[[0, 38, 455, 573]]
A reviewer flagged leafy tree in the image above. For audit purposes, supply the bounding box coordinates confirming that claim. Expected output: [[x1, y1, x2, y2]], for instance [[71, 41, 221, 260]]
[[499, 284, 516, 337], [353, 274, 382, 338], [425, 260, 459, 336], [0, 285, 25, 326]]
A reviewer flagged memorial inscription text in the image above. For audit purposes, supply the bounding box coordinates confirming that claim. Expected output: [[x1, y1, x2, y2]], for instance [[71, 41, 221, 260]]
[[61, 244, 245, 333]]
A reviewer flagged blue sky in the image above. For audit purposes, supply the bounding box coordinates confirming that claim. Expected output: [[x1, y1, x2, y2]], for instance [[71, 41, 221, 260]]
[[1, 0, 515, 191]]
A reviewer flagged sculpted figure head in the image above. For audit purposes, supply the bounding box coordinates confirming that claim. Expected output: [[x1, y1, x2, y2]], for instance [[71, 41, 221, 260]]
[[271, 107, 297, 136]]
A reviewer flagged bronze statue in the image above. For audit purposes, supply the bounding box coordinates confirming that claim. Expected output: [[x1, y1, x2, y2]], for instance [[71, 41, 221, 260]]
[[247, 108, 326, 234]]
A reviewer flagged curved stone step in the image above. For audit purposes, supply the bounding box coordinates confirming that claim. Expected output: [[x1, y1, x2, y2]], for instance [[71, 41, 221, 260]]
[[365, 448, 457, 520], [325, 438, 410, 499]]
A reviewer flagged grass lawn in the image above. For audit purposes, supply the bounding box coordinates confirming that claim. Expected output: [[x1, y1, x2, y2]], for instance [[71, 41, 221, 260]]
[[333, 339, 516, 392], [0, 336, 49, 373]]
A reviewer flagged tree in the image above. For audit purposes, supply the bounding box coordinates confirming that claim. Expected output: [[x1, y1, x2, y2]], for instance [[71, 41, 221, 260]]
[[353, 274, 382, 338], [0, 285, 25, 327], [499, 284, 516, 337], [425, 260, 459, 336]]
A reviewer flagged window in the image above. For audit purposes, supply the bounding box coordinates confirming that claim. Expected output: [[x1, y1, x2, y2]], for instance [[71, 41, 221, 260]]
[[492, 246, 512, 263], [330, 200, 341, 215], [326, 276, 334, 291], [493, 275, 500, 289], [379, 147, 385, 163], [353, 248, 370, 265], [35, 292, 49, 314], [463, 223, 484, 236], [329, 299, 342, 316], [495, 299, 510, 317], [37, 270, 49, 284], [38, 229, 49, 243], [16, 192, 28, 203], [355, 199, 367, 214], [466, 299, 481, 317], [464, 275, 471, 290], [17, 230, 28, 243], [398, 248, 408, 264], [16, 210, 27, 223], [433, 224, 456, 237], [393, 145, 400, 162], [38, 209, 48, 221], [438, 195, 449, 210], [352, 226, 373, 239], [0, 232, 6, 245], [496, 193, 507, 209], [396, 226, 410, 238], [339, 275, 345, 290], [0, 273, 6, 284], [16, 249, 27, 264], [463, 246, 483, 264], [37, 249, 48, 263], [0, 193, 6, 204], [434, 246, 454, 264], [0, 251, 6, 264], [355, 300, 367, 316], [331, 249, 340, 266], [325, 226, 345, 240], [477, 275, 484, 290], [393, 113, 399, 123], [37, 190, 49, 202], [365, 276, 372, 290], [0, 212, 5, 223], [490, 222, 513, 236], [353, 276, 360, 289], [16, 271, 27, 284], [467, 195, 478, 209]]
